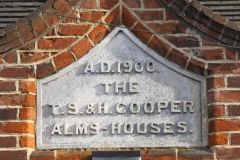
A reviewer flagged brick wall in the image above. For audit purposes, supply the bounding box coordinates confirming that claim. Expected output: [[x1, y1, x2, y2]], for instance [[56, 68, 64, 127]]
[[0, 0, 239, 159]]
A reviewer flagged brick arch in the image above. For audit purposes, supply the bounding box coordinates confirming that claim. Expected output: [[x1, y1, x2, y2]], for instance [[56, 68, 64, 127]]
[[0, 0, 209, 80], [0, 0, 80, 54], [160, 0, 240, 47]]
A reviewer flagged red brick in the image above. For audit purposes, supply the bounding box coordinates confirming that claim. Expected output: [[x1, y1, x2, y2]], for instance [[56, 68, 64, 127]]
[[20, 136, 35, 148], [0, 122, 34, 134], [0, 66, 34, 78], [122, 6, 138, 28], [30, 151, 55, 160], [132, 22, 152, 44], [0, 108, 17, 120], [16, 18, 34, 42], [53, 0, 70, 14], [208, 63, 240, 74], [123, 0, 141, 8], [187, 59, 205, 75], [178, 150, 213, 160], [143, 156, 175, 160], [20, 43, 35, 50], [38, 38, 76, 50], [228, 105, 240, 116], [148, 35, 171, 57], [79, 0, 97, 9], [6, 29, 18, 42], [80, 11, 105, 23], [147, 22, 178, 34], [20, 52, 49, 64], [0, 94, 35, 107], [104, 6, 120, 26], [62, 11, 78, 23], [36, 62, 56, 79], [72, 37, 93, 59], [57, 151, 91, 160], [89, 24, 109, 44], [209, 119, 240, 132], [0, 150, 27, 160], [19, 81, 36, 93], [4, 51, 18, 64], [30, 13, 48, 35], [231, 133, 240, 145], [0, 94, 35, 106], [143, 0, 163, 8], [58, 24, 90, 36], [136, 10, 164, 21], [0, 81, 16, 92], [19, 108, 36, 120], [216, 148, 240, 160], [227, 76, 240, 88], [165, 35, 200, 48], [225, 48, 237, 60], [207, 77, 225, 89], [8, 38, 23, 49], [54, 51, 74, 70], [0, 136, 16, 148], [167, 49, 189, 68], [100, 0, 118, 9], [209, 133, 228, 145], [208, 105, 225, 118], [43, 9, 59, 26], [208, 91, 240, 103], [197, 49, 224, 60]]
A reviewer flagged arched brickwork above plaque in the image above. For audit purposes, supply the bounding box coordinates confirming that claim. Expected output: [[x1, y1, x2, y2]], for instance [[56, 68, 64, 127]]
[[0, 0, 239, 81]]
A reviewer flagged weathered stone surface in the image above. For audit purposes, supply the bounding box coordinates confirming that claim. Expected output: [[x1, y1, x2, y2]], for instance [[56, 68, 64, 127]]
[[37, 27, 207, 149]]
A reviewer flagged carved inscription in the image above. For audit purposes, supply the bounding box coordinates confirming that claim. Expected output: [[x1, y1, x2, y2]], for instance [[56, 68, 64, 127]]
[[37, 28, 207, 149], [49, 61, 195, 136]]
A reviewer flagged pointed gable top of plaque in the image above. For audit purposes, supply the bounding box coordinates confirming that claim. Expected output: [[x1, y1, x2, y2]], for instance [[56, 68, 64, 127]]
[[39, 27, 205, 83]]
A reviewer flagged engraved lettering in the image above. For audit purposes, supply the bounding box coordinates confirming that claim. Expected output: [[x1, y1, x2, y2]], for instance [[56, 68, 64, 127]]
[[130, 103, 140, 114], [84, 62, 94, 73], [123, 123, 133, 134], [100, 62, 111, 73], [150, 123, 161, 133], [157, 102, 168, 113], [163, 122, 174, 134], [51, 123, 62, 135], [183, 101, 194, 113], [86, 104, 95, 114], [129, 82, 139, 93], [146, 61, 155, 73], [67, 103, 78, 115], [49, 104, 60, 115], [111, 123, 121, 134], [114, 82, 127, 93], [134, 62, 144, 73], [101, 83, 111, 94], [75, 124, 87, 135], [171, 101, 181, 113], [177, 121, 188, 133], [144, 102, 154, 113], [90, 123, 99, 135], [123, 61, 132, 73], [137, 123, 147, 134], [116, 103, 126, 114], [97, 103, 108, 114], [63, 124, 73, 135]]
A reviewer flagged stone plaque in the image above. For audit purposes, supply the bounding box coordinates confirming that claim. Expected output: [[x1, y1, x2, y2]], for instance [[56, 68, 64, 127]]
[[37, 27, 207, 149]]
